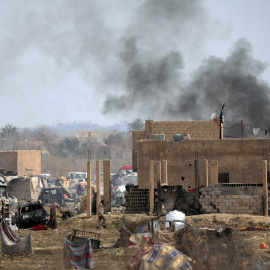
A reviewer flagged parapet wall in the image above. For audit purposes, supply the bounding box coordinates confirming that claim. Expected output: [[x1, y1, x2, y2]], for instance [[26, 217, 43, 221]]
[[145, 119, 221, 141], [132, 119, 222, 172], [199, 184, 263, 215]]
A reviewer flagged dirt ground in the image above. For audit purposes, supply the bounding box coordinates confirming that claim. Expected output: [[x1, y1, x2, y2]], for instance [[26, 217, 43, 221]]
[[1, 211, 270, 269]]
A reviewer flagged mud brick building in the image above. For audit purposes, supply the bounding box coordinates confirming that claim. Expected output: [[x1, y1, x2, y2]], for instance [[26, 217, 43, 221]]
[[132, 120, 270, 189], [0, 150, 41, 176]]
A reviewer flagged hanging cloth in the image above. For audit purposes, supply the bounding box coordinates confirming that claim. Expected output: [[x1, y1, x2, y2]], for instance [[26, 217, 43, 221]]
[[253, 128, 260, 136]]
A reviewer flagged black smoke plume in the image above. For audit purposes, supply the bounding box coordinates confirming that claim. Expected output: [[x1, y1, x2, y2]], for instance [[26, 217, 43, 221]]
[[102, 1, 270, 129]]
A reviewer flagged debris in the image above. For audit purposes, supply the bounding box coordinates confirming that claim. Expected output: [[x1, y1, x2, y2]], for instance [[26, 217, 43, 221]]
[[259, 243, 267, 249], [110, 248, 124, 255], [16, 200, 48, 228]]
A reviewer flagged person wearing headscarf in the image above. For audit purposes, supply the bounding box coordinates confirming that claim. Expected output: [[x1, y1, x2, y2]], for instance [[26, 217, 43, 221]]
[[48, 202, 59, 229]]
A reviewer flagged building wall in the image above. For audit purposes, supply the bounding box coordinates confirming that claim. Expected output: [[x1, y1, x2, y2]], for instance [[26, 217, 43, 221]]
[[0, 151, 17, 174], [17, 150, 41, 176], [145, 119, 221, 141], [132, 119, 222, 172], [8, 177, 41, 201], [132, 131, 146, 172], [137, 139, 270, 189], [200, 184, 263, 215]]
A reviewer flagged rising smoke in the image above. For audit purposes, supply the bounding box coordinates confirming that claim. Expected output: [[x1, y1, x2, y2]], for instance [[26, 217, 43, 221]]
[[102, 0, 270, 127], [1, 0, 269, 128]]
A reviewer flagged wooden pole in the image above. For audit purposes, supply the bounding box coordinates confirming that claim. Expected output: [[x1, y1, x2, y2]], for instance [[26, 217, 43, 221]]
[[157, 161, 162, 215], [96, 160, 101, 214], [204, 159, 208, 188], [149, 160, 154, 216], [194, 160, 200, 212], [263, 160, 268, 217], [87, 161, 92, 217], [162, 160, 168, 185], [103, 160, 111, 213]]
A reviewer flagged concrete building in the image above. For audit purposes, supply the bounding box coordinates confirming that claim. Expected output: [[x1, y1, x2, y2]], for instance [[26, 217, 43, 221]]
[[0, 150, 41, 176], [132, 120, 270, 189]]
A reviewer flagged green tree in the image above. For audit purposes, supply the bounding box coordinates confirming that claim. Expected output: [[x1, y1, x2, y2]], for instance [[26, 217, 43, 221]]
[[128, 118, 145, 131], [104, 130, 122, 145], [1, 124, 19, 138]]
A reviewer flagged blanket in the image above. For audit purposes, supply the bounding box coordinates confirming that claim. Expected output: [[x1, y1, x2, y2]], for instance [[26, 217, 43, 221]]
[[64, 238, 93, 269], [141, 245, 192, 270], [0, 221, 32, 255]]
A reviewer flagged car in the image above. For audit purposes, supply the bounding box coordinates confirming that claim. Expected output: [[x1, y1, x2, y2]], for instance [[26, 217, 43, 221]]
[[72, 172, 87, 182], [16, 200, 48, 228], [40, 187, 67, 206]]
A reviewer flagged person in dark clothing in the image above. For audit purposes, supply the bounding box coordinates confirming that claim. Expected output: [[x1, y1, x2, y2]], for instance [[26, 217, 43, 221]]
[[77, 184, 84, 196], [48, 202, 59, 229]]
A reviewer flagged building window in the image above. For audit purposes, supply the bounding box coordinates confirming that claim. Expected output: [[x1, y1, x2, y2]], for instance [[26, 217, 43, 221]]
[[218, 173, 229, 183]]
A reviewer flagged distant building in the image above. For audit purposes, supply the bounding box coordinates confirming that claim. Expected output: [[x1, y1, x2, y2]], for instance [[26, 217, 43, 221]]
[[0, 150, 41, 177], [75, 131, 102, 141]]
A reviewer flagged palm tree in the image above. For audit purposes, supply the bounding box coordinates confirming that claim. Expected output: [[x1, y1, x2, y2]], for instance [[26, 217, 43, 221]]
[[1, 124, 19, 138], [128, 118, 145, 131]]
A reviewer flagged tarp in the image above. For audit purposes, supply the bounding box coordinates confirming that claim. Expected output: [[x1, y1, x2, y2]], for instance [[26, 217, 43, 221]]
[[64, 238, 93, 269], [0, 221, 32, 255]]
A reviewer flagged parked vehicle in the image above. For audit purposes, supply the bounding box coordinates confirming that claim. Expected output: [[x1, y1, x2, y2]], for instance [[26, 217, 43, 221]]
[[16, 200, 48, 228], [72, 172, 87, 182], [40, 187, 66, 206], [68, 172, 77, 179]]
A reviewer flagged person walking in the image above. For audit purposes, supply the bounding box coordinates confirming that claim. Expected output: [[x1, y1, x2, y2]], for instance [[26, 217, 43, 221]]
[[97, 200, 106, 229]]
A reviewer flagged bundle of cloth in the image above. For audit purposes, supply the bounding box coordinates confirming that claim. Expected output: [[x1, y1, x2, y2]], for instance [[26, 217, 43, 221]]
[[126, 225, 193, 270], [0, 221, 32, 255]]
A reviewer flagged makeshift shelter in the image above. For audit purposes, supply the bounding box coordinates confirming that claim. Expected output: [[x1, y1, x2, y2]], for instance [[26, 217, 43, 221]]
[[0, 221, 32, 254], [8, 176, 43, 201]]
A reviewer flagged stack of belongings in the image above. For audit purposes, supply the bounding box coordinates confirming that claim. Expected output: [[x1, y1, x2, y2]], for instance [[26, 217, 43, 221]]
[[126, 225, 193, 270], [64, 238, 93, 269], [0, 221, 32, 255]]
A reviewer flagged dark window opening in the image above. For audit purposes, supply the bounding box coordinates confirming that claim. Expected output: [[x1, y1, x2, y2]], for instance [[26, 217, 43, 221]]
[[218, 173, 229, 183], [181, 177, 185, 181]]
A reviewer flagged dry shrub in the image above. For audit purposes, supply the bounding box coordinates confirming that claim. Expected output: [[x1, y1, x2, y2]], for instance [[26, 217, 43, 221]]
[[177, 226, 259, 270]]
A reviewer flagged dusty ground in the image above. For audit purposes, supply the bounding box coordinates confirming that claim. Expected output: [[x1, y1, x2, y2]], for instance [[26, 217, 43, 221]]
[[1, 211, 270, 269]]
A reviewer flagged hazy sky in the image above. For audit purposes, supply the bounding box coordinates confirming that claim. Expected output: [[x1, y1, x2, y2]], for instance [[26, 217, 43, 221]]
[[1, 0, 270, 128]]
